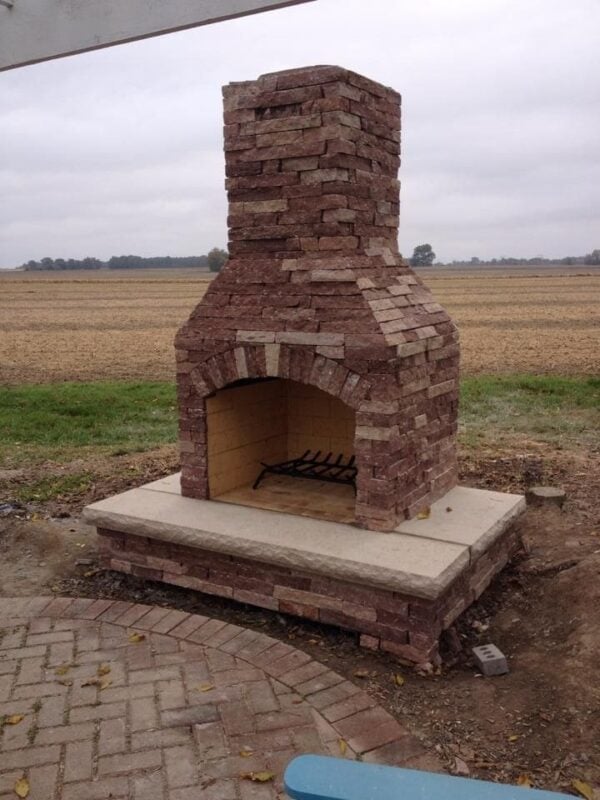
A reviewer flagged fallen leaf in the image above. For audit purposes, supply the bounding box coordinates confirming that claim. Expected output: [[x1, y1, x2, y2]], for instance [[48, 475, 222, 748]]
[[353, 668, 369, 678], [339, 739, 347, 756], [572, 780, 594, 800], [128, 632, 146, 644], [58, 679, 73, 687], [393, 673, 405, 687], [517, 775, 534, 788], [5, 715, 25, 726], [446, 507, 453, 513], [97, 664, 111, 677], [196, 683, 214, 693], [459, 745, 476, 761], [508, 735, 519, 743], [81, 676, 110, 690], [54, 665, 71, 676], [14, 777, 29, 799], [416, 507, 431, 520], [83, 570, 99, 578], [240, 771, 275, 783], [239, 749, 253, 758], [453, 757, 470, 776]]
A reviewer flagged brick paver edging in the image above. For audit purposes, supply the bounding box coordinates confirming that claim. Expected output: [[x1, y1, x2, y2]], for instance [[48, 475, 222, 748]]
[[0, 596, 440, 800]]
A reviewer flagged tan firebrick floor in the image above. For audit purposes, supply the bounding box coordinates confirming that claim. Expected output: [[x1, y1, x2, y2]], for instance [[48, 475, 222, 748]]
[[0, 597, 439, 800], [215, 474, 356, 525]]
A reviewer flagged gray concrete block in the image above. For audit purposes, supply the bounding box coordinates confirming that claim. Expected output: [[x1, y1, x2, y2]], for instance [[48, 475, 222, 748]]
[[472, 643, 509, 676]]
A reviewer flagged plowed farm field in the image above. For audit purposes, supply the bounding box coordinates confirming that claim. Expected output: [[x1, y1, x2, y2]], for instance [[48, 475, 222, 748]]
[[1, 267, 598, 384]]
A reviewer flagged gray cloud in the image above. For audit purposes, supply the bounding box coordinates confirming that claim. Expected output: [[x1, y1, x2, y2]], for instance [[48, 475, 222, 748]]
[[1, 0, 599, 266]]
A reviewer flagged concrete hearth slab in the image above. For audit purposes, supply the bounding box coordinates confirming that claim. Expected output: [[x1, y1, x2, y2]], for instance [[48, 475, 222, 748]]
[[83, 475, 525, 600], [396, 485, 526, 558]]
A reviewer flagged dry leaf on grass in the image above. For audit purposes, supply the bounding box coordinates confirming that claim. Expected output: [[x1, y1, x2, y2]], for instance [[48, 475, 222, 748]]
[[5, 715, 25, 726], [14, 777, 29, 799], [128, 632, 146, 644], [572, 780, 594, 800], [240, 771, 275, 783]]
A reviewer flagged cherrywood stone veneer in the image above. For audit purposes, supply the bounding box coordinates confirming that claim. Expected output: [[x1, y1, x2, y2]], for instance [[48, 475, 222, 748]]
[[175, 65, 460, 531], [97, 524, 520, 664]]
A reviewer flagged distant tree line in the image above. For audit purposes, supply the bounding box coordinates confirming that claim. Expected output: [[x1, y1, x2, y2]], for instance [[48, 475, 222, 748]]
[[409, 244, 600, 268], [22, 256, 105, 271], [19, 247, 229, 272], [106, 255, 210, 270], [444, 251, 600, 267]]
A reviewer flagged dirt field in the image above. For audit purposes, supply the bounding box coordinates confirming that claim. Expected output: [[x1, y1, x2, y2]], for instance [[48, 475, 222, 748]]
[[1, 266, 598, 384]]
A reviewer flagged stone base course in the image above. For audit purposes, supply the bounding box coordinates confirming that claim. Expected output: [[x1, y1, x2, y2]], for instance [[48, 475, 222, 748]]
[[0, 597, 440, 800], [97, 524, 520, 664]]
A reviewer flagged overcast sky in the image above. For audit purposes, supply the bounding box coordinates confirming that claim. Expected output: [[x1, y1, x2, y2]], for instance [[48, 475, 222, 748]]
[[1, 0, 599, 267]]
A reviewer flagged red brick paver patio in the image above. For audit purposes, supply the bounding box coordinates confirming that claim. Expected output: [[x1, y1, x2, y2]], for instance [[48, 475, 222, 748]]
[[0, 597, 437, 799]]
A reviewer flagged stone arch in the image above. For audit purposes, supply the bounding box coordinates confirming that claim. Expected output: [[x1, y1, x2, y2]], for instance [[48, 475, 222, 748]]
[[188, 343, 372, 410]]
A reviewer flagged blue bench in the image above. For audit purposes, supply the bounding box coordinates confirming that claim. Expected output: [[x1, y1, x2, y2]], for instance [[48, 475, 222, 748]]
[[284, 755, 573, 800]]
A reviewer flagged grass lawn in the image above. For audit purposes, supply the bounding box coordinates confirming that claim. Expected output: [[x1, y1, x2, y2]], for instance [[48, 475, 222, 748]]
[[459, 375, 600, 449], [0, 381, 177, 468], [1, 376, 598, 478]]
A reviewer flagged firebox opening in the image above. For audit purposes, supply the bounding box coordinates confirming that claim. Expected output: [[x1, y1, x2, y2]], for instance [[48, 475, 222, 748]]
[[206, 378, 356, 523]]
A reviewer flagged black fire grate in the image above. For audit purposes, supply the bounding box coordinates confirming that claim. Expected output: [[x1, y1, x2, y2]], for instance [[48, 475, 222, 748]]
[[253, 450, 357, 492]]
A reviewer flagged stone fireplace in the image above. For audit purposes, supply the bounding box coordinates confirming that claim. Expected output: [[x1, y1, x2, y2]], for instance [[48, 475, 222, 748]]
[[84, 66, 525, 664], [175, 65, 460, 531]]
